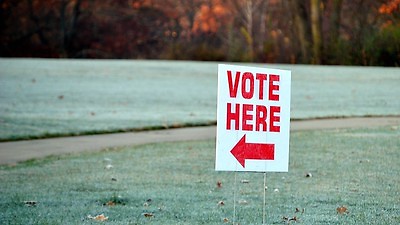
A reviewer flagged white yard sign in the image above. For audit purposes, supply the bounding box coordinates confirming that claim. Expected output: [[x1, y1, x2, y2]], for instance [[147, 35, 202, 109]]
[[216, 64, 291, 172]]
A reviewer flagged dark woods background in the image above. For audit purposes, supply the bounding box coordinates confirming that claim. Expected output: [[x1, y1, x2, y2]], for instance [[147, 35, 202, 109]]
[[1, 0, 399, 66]]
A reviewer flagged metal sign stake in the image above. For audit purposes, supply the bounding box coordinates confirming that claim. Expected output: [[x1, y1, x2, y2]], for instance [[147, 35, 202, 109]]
[[263, 172, 267, 225]]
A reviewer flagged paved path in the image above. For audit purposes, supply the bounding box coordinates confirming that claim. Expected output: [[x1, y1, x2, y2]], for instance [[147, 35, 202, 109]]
[[0, 116, 399, 165]]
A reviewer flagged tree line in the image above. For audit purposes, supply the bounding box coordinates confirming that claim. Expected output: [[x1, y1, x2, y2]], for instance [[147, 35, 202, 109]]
[[1, 0, 399, 66]]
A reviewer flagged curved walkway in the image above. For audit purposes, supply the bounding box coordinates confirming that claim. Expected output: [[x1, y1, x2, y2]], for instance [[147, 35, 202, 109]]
[[0, 116, 399, 165]]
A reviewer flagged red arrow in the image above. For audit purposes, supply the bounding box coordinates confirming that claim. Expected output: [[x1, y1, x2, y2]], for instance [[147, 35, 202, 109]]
[[230, 134, 275, 168]]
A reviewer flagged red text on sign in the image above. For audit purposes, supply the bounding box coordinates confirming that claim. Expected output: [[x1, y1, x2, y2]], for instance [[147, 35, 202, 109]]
[[226, 103, 280, 132], [227, 70, 280, 101]]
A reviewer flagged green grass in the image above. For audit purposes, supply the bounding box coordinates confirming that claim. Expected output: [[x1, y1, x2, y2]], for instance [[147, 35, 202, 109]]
[[1, 126, 399, 224], [1, 59, 399, 141]]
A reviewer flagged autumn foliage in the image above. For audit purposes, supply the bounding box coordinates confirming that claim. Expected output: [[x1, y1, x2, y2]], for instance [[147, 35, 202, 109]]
[[379, 0, 400, 14], [0, 0, 399, 66]]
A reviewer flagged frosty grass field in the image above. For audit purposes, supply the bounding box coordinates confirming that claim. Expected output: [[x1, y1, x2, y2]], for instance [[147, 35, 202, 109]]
[[1, 58, 399, 140], [0, 126, 399, 224], [0, 59, 399, 224]]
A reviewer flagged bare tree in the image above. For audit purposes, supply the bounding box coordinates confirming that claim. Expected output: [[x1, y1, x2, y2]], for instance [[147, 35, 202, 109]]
[[231, 0, 268, 61]]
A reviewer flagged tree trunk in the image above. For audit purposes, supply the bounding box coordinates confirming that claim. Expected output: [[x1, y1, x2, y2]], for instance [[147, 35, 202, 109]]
[[288, 0, 310, 63], [257, 0, 267, 54], [59, 0, 68, 57], [330, 0, 343, 44], [310, 0, 322, 64], [60, 0, 82, 57], [243, 0, 254, 61], [27, 0, 48, 45]]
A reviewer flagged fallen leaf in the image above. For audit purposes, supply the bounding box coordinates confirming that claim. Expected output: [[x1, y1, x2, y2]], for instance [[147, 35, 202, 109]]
[[23, 201, 37, 206], [238, 199, 248, 205], [282, 216, 299, 223], [217, 181, 222, 188], [103, 195, 127, 206], [88, 214, 108, 221], [337, 206, 348, 214], [223, 218, 229, 223], [106, 201, 116, 206], [105, 164, 113, 169], [295, 207, 305, 213], [143, 213, 154, 217]]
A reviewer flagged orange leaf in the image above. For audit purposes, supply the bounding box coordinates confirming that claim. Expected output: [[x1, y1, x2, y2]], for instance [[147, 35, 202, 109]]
[[337, 206, 348, 214], [106, 201, 116, 206], [88, 214, 108, 221]]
